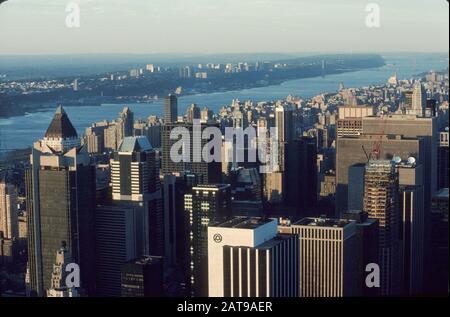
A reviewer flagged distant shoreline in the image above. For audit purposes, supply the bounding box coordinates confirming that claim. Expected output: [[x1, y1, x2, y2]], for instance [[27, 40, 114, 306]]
[[0, 64, 384, 119]]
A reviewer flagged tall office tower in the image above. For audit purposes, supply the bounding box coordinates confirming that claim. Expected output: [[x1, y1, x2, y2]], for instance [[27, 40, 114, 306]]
[[111, 136, 163, 256], [363, 160, 401, 296], [162, 172, 198, 272], [336, 132, 423, 215], [104, 122, 119, 151], [46, 242, 79, 297], [0, 172, 18, 240], [229, 168, 263, 216], [347, 163, 366, 211], [186, 103, 201, 123], [184, 184, 231, 296], [95, 204, 144, 296], [437, 130, 449, 189], [428, 188, 448, 295], [337, 105, 374, 138], [362, 115, 437, 280], [340, 211, 379, 296], [285, 136, 318, 219], [117, 107, 134, 143], [134, 118, 162, 148], [161, 122, 222, 184], [411, 82, 426, 117], [397, 161, 425, 295], [275, 104, 294, 167], [208, 217, 298, 297], [280, 217, 359, 297], [121, 256, 164, 297], [26, 106, 96, 297], [174, 172, 199, 292], [164, 94, 178, 123]]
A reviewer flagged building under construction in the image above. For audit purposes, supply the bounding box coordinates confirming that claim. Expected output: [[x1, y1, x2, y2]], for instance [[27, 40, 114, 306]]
[[363, 160, 402, 296]]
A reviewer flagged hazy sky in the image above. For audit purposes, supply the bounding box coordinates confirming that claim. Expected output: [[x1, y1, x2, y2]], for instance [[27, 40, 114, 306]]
[[0, 0, 448, 55]]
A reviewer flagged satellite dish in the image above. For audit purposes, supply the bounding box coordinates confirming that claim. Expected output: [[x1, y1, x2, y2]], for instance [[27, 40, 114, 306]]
[[407, 157, 416, 165], [393, 155, 402, 164]]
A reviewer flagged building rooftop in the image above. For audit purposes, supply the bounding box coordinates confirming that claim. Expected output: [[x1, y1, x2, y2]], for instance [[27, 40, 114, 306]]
[[118, 136, 153, 152], [44, 105, 78, 139], [211, 217, 274, 230], [192, 184, 230, 191], [294, 217, 352, 228], [257, 234, 295, 250], [125, 255, 163, 266], [434, 188, 449, 199]]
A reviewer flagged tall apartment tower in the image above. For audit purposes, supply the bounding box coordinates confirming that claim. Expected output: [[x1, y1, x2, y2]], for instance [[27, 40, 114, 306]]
[[164, 94, 178, 123], [280, 217, 359, 297], [161, 121, 222, 184], [363, 160, 401, 296], [186, 103, 201, 123], [412, 82, 426, 117], [110, 136, 163, 256], [208, 217, 298, 297], [26, 106, 96, 297], [184, 184, 231, 296]]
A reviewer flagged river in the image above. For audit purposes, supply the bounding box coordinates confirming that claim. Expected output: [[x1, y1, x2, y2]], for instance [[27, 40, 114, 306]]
[[0, 53, 448, 150]]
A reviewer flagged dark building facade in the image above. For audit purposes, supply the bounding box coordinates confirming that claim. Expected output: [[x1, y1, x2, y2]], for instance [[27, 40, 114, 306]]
[[121, 256, 164, 297], [285, 136, 318, 219], [164, 94, 178, 124], [26, 106, 96, 297], [184, 184, 231, 296]]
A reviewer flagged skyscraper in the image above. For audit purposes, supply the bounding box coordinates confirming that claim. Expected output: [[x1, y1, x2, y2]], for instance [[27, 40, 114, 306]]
[[121, 256, 164, 297], [0, 172, 18, 264], [161, 121, 222, 184], [280, 217, 359, 297], [0, 172, 18, 240], [110, 136, 163, 256], [397, 161, 425, 295], [285, 136, 318, 219], [437, 130, 449, 190], [208, 217, 298, 297], [336, 132, 423, 215], [340, 210, 379, 296], [164, 94, 178, 124], [184, 184, 231, 296], [117, 107, 134, 144], [186, 104, 201, 123], [26, 106, 96, 297], [428, 188, 449, 295], [95, 204, 139, 296], [412, 82, 426, 117], [363, 160, 401, 296]]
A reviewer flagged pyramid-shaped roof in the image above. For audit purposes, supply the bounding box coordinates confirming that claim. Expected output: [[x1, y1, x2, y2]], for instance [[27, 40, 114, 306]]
[[45, 105, 78, 139]]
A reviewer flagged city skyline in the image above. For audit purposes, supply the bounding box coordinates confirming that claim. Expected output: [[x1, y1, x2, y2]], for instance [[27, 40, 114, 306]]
[[0, 0, 448, 55]]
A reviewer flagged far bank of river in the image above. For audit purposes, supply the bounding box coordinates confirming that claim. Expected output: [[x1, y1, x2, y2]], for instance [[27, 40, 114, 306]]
[[0, 53, 448, 151]]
